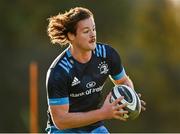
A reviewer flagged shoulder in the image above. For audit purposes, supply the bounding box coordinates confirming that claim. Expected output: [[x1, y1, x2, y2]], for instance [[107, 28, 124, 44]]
[[94, 42, 119, 58], [47, 47, 73, 81], [49, 47, 68, 68]]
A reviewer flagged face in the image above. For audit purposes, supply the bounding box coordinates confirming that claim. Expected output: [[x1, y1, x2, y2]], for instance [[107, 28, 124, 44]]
[[70, 16, 96, 51]]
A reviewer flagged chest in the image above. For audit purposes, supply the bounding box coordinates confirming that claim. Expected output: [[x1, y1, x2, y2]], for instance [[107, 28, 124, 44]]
[[68, 58, 110, 97]]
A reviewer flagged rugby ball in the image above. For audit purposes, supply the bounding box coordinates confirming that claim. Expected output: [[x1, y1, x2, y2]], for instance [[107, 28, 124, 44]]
[[110, 85, 141, 120]]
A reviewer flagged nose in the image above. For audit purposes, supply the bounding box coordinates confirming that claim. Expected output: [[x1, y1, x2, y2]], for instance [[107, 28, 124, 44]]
[[90, 30, 96, 38]]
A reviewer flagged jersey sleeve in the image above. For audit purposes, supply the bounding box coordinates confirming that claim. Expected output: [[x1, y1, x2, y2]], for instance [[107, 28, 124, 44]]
[[107, 45, 126, 80], [46, 67, 69, 106]]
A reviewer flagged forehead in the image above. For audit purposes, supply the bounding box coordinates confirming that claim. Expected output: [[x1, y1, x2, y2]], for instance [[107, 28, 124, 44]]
[[76, 17, 95, 30]]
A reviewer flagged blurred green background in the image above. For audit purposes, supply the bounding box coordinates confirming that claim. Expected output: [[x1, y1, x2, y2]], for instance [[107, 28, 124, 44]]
[[0, 0, 180, 133]]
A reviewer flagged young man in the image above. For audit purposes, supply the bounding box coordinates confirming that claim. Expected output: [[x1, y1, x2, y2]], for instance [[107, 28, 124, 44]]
[[46, 7, 146, 133]]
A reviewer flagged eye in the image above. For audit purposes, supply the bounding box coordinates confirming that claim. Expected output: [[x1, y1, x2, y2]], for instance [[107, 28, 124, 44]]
[[93, 27, 96, 31], [83, 30, 89, 33]]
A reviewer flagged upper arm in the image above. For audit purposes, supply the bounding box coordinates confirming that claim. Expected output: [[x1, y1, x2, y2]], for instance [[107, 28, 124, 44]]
[[46, 68, 70, 125], [106, 45, 134, 88], [107, 46, 127, 81]]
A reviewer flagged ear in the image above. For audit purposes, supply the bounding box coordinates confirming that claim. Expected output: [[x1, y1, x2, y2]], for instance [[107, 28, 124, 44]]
[[67, 32, 75, 41]]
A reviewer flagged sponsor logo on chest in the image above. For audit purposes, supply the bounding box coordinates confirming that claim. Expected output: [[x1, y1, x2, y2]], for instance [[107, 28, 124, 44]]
[[71, 77, 80, 86], [70, 85, 103, 97], [86, 81, 96, 88]]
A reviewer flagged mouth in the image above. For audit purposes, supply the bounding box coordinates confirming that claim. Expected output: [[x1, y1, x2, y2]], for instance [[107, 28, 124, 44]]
[[89, 38, 96, 44]]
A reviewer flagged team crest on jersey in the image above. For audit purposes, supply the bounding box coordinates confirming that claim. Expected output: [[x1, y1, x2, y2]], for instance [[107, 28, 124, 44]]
[[98, 61, 109, 74]]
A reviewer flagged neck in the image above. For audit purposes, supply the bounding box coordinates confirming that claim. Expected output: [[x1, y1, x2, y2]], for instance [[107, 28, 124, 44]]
[[70, 45, 92, 64]]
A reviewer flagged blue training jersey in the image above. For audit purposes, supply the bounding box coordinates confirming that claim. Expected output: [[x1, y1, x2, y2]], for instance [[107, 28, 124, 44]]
[[46, 42, 126, 132]]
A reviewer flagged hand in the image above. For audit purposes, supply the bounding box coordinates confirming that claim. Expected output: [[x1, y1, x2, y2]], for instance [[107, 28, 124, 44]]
[[138, 93, 146, 111], [101, 92, 128, 121]]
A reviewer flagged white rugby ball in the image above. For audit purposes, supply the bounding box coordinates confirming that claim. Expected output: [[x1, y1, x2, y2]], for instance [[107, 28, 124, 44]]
[[110, 85, 141, 120]]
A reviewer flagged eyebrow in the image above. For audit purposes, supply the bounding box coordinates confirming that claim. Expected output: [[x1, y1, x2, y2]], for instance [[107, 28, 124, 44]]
[[82, 25, 96, 30]]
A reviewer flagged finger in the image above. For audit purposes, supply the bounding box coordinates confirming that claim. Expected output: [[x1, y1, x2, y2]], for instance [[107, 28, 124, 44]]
[[141, 105, 146, 111], [138, 93, 141, 98], [114, 110, 129, 116], [112, 106, 117, 110], [112, 105, 119, 111], [112, 96, 124, 106], [113, 104, 128, 114], [113, 105, 126, 111], [114, 115, 127, 121], [117, 103, 128, 110], [141, 100, 146, 106]]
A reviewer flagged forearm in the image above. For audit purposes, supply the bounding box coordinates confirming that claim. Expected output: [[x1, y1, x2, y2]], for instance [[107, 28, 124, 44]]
[[50, 93, 129, 130], [52, 108, 105, 130], [113, 75, 134, 89], [122, 76, 134, 89]]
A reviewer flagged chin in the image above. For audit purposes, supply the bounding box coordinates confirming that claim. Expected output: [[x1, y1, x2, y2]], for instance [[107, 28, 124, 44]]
[[84, 42, 96, 51], [90, 42, 96, 50]]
